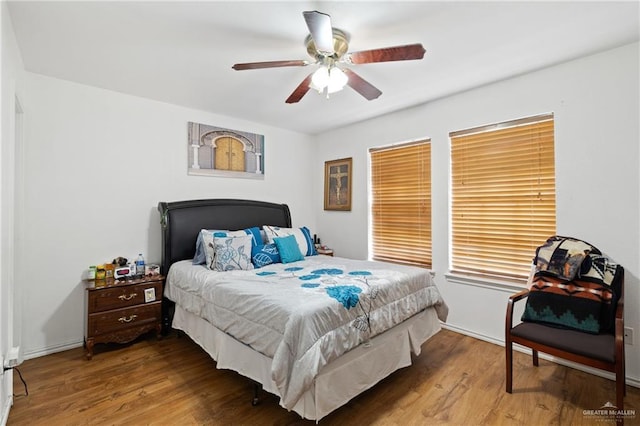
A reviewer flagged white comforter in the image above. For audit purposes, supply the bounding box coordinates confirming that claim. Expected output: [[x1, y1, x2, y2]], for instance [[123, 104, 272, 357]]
[[165, 256, 448, 409]]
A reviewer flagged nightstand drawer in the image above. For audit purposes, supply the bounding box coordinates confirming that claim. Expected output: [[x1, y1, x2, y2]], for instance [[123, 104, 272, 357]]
[[88, 281, 162, 312], [87, 302, 161, 335]]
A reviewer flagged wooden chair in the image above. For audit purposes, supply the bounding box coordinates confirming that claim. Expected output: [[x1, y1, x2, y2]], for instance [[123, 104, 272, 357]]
[[505, 267, 626, 422]]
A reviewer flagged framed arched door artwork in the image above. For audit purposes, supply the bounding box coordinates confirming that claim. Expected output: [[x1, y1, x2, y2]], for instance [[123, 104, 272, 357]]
[[188, 121, 264, 179], [324, 157, 352, 211]]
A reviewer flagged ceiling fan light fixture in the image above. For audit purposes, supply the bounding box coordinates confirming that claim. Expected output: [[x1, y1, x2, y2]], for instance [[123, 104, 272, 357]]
[[327, 67, 348, 93], [311, 66, 330, 91], [310, 65, 348, 94]]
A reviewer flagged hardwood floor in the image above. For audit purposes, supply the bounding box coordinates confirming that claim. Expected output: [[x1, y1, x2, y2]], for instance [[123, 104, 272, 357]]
[[8, 329, 639, 425]]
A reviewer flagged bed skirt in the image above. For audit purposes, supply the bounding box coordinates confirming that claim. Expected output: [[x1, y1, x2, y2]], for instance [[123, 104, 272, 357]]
[[172, 305, 442, 421]]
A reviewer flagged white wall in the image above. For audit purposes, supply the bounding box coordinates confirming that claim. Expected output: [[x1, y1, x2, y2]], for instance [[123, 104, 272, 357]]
[[0, 0, 25, 422], [16, 73, 315, 358], [314, 43, 640, 383]]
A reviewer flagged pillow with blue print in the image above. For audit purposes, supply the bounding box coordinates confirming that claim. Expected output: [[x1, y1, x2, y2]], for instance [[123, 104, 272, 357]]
[[251, 243, 281, 268], [263, 225, 317, 257], [273, 235, 305, 264], [194, 227, 262, 265], [211, 234, 254, 271]]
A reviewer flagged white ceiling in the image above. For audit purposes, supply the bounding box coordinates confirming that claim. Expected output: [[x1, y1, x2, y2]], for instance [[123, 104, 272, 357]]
[[7, 1, 640, 135]]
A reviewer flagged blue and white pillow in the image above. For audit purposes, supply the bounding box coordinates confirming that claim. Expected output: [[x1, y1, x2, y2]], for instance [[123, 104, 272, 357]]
[[194, 227, 262, 265], [263, 225, 317, 256], [251, 243, 281, 268], [211, 234, 254, 271]]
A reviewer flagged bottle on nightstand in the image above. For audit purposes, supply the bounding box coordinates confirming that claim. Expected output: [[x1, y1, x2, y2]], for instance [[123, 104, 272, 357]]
[[136, 253, 145, 277]]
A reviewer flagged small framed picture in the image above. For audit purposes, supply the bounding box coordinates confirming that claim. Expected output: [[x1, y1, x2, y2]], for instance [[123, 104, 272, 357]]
[[144, 287, 156, 303], [324, 157, 352, 211]]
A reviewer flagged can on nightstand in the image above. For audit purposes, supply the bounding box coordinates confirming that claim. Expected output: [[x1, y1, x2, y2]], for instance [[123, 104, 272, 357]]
[[88, 266, 96, 280]]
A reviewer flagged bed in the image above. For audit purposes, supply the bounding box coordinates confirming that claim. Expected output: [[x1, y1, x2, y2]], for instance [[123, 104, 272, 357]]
[[158, 198, 448, 421]]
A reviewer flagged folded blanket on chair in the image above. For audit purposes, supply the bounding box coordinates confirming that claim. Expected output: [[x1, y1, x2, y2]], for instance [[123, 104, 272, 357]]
[[533, 235, 618, 286], [522, 236, 621, 334]]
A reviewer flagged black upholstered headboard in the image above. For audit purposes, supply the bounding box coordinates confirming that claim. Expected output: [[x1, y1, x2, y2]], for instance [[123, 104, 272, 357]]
[[157, 198, 292, 275]]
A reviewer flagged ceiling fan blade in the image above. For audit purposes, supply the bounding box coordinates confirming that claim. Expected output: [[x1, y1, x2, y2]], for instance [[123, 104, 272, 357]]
[[346, 43, 426, 64], [303, 11, 335, 55], [344, 69, 382, 100], [285, 74, 313, 104], [232, 60, 309, 71]]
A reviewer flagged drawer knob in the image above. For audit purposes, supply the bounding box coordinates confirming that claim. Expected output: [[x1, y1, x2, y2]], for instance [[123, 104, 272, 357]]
[[118, 315, 138, 323], [118, 293, 137, 301]]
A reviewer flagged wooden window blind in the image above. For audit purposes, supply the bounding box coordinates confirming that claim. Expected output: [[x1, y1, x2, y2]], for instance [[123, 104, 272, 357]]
[[370, 140, 431, 268], [450, 114, 556, 282]]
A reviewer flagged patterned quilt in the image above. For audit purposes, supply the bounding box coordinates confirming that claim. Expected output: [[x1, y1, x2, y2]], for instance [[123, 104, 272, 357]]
[[165, 256, 448, 409]]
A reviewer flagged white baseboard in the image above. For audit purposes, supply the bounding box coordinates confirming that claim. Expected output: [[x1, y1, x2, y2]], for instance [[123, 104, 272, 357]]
[[0, 395, 13, 426], [442, 323, 504, 346], [441, 323, 640, 389], [23, 340, 83, 361]]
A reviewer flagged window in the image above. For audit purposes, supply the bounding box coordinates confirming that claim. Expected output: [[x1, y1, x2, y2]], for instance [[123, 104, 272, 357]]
[[450, 114, 556, 282], [369, 140, 431, 268]]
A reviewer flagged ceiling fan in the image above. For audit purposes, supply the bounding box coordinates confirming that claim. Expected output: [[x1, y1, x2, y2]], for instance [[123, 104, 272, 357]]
[[232, 10, 426, 104]]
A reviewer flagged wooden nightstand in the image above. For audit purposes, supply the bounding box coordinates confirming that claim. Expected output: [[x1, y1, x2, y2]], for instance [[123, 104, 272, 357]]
[[84, 275, 164, 360], [317, 248, 334, 256]]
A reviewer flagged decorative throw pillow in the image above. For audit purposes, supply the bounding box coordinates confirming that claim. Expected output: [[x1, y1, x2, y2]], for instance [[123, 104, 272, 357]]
[[273, 235, 305, 264], [522, 236, 622, 334], [194, 227, 262, 265], [202, 230, 229, 267], [242, 226, 263, 246], [263, 225, 317, 256], [210, 234, 254, 271], [251, 243, 281, 268], [521, 274, 614, 334]]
